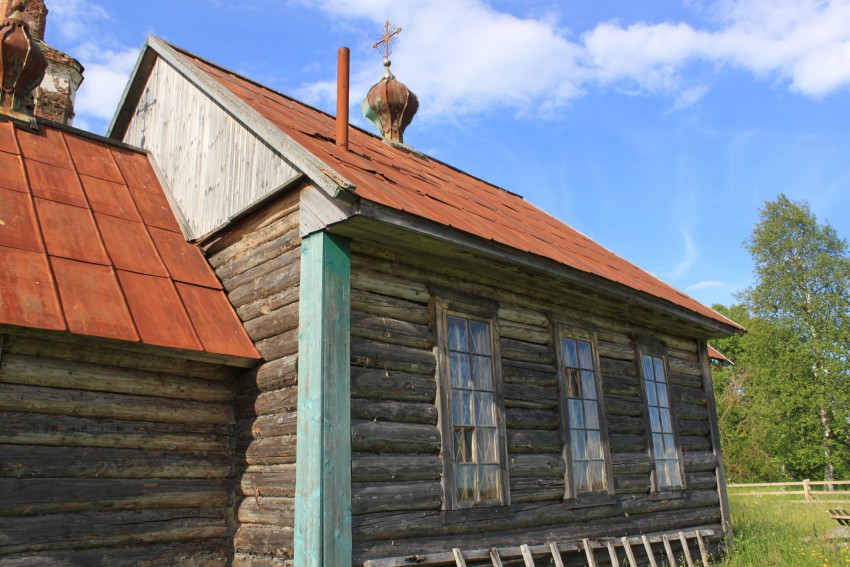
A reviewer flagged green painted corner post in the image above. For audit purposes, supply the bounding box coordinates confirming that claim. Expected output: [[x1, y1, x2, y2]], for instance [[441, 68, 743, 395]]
[[294, 231, 352, 567]]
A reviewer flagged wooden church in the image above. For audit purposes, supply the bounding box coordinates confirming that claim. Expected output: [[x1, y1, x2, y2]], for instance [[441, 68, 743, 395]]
[[0, 3, 741, 565]]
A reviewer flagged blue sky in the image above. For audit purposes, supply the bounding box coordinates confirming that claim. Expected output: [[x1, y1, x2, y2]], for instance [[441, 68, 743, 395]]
[[41, 0, 850, 309]]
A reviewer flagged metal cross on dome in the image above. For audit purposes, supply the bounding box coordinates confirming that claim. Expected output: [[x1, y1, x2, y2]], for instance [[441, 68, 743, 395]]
[[372, 20, 402, 61]]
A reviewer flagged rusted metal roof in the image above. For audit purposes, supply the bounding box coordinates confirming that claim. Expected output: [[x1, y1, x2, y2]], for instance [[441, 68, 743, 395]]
[[177, 51, 739, 331], [707, 345, 731, 364], [0, 121, 259, 360]]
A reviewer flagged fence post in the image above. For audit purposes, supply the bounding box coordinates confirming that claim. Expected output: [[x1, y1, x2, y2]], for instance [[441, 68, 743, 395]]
[[803, 479, 812, 502]]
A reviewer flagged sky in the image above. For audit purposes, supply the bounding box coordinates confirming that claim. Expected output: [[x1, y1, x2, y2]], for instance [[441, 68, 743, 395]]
[[40, 0, 850, 309]]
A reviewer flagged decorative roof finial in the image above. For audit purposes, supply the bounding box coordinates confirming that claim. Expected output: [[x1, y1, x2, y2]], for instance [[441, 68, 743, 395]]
[[372, 20, 402, 78], [362, 20, 419, 144], [0, 0, 48, 129]]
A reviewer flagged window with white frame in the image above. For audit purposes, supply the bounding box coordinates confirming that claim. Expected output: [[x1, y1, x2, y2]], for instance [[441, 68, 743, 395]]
[[437, 301, 508, 509], [641, 352, 684, 489], [558, 334, 610, 497]]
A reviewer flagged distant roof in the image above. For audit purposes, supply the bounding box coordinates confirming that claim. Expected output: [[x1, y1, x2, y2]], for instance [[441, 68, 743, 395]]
[[707, 345, 732, 364], [171, 47, 739, 333], [0, 121, 258, 361]]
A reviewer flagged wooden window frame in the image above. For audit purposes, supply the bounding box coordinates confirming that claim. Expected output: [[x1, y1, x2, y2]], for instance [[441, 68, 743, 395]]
[[434, 294, 510, 510], [554, 321, 614, 505], [637, 338, 686, 498]]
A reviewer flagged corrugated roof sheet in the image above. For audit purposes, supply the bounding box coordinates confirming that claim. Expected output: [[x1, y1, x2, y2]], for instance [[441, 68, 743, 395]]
[[179, 51, 739, 331], [0, 121, 259, 360]]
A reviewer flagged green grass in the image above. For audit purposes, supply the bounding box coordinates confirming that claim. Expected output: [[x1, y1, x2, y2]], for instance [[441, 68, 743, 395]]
[[715, 495, 850, 566]]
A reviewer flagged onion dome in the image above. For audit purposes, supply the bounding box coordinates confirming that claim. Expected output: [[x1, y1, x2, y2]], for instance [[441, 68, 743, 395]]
[[362, 21, 418, 144], [0, 0, 47, 125]]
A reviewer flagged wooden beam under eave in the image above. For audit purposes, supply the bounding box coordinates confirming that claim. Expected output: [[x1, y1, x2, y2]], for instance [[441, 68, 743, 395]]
[[294, 231, 352, 566]]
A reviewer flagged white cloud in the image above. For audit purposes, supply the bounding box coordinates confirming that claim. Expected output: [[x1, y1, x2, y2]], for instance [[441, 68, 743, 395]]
[[299, 0, 850, 118], [73, 46, 139, 125], [687, 280, 724, 291], [666, 230, 700, 280]]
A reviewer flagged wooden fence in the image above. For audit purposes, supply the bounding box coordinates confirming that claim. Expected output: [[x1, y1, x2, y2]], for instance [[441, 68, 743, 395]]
[[728, 480, 850, 502]]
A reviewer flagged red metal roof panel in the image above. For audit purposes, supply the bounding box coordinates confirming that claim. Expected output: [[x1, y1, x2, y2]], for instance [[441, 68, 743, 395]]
[[64, 132, 125, 184], [94, 213, 170, 277], [176, 282, 259, 358], [25, 159, 87, 208], [111, 147, 164, 195], [117, 270, 203, 351], [130, 189, 182, 233], [35, 198, 111, 265], [16, 126, 74, 170], [0, 188, 43, 253], [51, 257, 139, 342], [0, 152, 27, 193], [0, 122, 17, 154], [148, 227, 222, 289], [0, 245, 65, 331], [81, 175, 142, 222]]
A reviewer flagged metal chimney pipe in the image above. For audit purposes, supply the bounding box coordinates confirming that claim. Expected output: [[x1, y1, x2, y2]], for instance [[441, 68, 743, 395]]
[[336, 47, 350, 150]]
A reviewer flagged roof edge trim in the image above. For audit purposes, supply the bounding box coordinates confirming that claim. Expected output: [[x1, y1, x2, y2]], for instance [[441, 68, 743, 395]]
[[346, 201, 742, 337], [108, 36, 355, 200]]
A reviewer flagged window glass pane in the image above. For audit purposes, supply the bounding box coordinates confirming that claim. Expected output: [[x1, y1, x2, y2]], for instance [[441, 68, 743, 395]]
[[472, 355, 493, 390], [642, 354, 654, 381], [584, 400, 600, 429], [667, 462, 682, 486], [456, 464, 474, 502], [589, 462, 607, 491], [580, 371, 597, 400], [563, 339, 578, 368], [653, 357, 666, 383], [448, 316, 467, 352], [475, 428, 498, 463], [656, 383, 669, 408], [656, 460, 670, 487], [469, 321, 491, 355], [572, 430, 588, 461], [649, 407, 661, 433], [568, 399, 584, 429], [454, 429, 472, 463], [586, 431, 603, 460], [660, 408, 673, 433], [573, 460, 589, 493], [450, 352, 470, 388], [567, 368, 581, 398], [645, 380, 658, 406], [475, 392, 495, 426], [652, 433, 665, 457], [452, 391, 472, 426], [478, 465, 501, 501], [664, 433, 677, 459], [577, 341, 594, 370]]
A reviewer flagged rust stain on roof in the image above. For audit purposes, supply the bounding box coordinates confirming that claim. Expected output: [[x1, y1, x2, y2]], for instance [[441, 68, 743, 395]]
[[181, 51, 737, 330], [0, 123, 259, 360]]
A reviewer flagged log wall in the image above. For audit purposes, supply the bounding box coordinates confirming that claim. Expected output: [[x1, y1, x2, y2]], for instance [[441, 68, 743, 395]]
[[0, 333, 239, 566], [203, 188, 301, 567], [347, 239, 722, 565]]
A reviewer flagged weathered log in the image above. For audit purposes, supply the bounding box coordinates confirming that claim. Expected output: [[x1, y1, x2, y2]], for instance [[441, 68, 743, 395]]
[[241, 436, 297, 466], [248, 387, 298, 417], [599, 358, 637, 378], [0, 411, 229, 452], [685, 472, 717, 490], [351, 338, 436, 375], [233, 524, 294, 557], [242, 302, 299, 343], [0, 383, 230, 426], [499, 337, 553, 365], [0, 542, 227, 567], [351, 399, 438, 425], [206, 193, 299, 262], [233, 552, 293, 567], [251, 355, 298, 393], [508, 454, 564, 478], [671, 386, 706, 406], [609, 434, 646, 454], [350, 367, 436, 403], [223, 247, 300, 295], [672, 402, 708, 421], [669, 372, 703, 390], [0, 508, 227, 554], [213, 225, 300, 283], [497, 305, 548, 327], [350, 266, 430, 303], [237, 285, 300, 324], [498, 319, 550, 345], [501, 359, 557, 387], [0, 478, 226, 516], [509, 477, 564, 503], [680, 435, 712, 452], [611, 453, 652, 476], [502, 382, 558, 409], [602, 375, 641, 398], [238, 465, 296, 498], [237, 496, 295, 525], [351, 420, 441, 454], [351, 289, 431, 325], [597, 342, 634, 362], [0, 354, 233, 404], [245, 411, 298, 439], [678, 419, 710, 437], [667, 346, 699, 363], [351, 312, 434, 350], [254, 329, 298, 361], [351, 453, 442, 483], [227, 260, 299, 309], [606, 414, 644, 434], [506, 429, 561, 454], [683, 451, 716, 473], [505, 408, 559, 431], [352, 481, 443, 515], [603, 396, 644, 417], [614, 475, 650, 494], [0, 444, 230, 479]]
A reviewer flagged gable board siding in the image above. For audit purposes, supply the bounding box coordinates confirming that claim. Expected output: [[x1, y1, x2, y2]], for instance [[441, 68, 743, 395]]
[[347, 240, 722, 564], [122, 56, 300, 240]]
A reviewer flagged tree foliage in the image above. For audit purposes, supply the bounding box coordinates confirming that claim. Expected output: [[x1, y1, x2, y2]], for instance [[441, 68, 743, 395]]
[[711, 195, 850, 482]]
